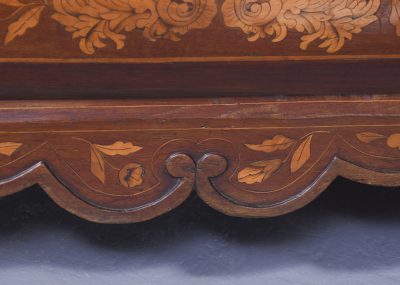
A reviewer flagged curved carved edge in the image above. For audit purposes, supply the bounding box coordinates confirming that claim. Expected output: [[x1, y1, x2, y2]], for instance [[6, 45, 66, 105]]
[[196, 154, 400, 218], [2, 152, 399, 223], [0, 154, 195, 224], [2, 97, 400, 223], [0, 147, 400, 223]]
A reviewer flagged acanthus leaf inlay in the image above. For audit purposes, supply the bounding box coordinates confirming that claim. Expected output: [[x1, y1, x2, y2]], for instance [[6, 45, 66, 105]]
[[222, 0, 381, 53], [1, 0, 217, 54], [2, 0, 400, 55]]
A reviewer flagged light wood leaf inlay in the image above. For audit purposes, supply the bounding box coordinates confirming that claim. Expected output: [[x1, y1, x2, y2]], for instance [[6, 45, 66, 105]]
[[0, 142, 22, 156], [356, 132, 400, 151], [238, 159, 282, 184], [75, 138, 144, 187], [391, 0, 400, 36], [222, 0, 380, 53], [5, 5, 45, 45], [93, 141, 142, 156], [239, 132, 322, 184], [291, 135, 313, 173], [1, 0, 217, 54], [356, 132, 386, 143], [245, 135, 294, 153]]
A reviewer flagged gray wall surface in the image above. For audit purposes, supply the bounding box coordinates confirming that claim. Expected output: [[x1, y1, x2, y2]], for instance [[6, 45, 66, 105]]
[[0, 178, 400, 285]]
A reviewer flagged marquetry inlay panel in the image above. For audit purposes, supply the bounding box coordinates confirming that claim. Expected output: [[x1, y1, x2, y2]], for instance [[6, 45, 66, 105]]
[[1, 0, 400, 61], [222, 0, 381, 53], [1, 97, 400, 223]]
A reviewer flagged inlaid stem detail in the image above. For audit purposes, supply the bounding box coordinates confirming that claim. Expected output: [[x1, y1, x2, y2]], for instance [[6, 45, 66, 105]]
[[238, 132, 324, 184], [74, 138, 144, 187], [222, 0, 380, 53], [1, 0, 217, 54]]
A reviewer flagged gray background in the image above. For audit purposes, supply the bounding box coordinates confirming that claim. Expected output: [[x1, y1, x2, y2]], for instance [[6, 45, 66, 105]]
[[1, 178, 400, 285]]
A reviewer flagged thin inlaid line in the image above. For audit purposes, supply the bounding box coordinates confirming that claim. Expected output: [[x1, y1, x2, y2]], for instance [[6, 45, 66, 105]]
[[1, 54, 400, 63], [0, 98, 400, 110], [1, 124, 400, 134]]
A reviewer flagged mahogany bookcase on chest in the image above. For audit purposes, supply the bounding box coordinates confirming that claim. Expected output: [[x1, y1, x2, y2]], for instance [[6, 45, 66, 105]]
[[0, 0, 400, 223]]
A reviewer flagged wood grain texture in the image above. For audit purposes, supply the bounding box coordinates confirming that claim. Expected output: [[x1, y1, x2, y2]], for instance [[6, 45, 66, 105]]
[[1, 0, 400, 99], [1, 60, 400, 99], [0, 0, 399, 59], [1, 96, 400, 223]]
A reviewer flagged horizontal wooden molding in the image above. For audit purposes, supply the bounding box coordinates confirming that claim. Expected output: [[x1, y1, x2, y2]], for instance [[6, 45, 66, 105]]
[[0, 96, 400, 223]]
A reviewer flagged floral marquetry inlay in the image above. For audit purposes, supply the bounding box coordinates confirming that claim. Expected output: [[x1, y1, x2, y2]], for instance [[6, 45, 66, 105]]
[[0, 0, 217, 54], [1, 0, 400, 54], [74, 138, 144, 188], [222, 0, 381, 53], [238, 133, 320, 184]]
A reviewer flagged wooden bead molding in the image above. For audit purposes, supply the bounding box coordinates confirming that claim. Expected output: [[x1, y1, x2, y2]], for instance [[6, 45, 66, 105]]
[[1, 96, 400, 223]]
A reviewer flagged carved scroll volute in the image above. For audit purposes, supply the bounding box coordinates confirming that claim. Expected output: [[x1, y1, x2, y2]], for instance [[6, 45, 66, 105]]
[[222, 0, 381, 53], [0, 0, 217, 55], [157, 0, 218, 39], [222, 0, 282, 41], [195, 153, 234, 214]]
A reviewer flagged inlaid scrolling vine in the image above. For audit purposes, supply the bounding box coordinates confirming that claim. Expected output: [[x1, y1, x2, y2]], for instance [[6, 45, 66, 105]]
[[238, 131, 400, 185], [0, 0, 400, 54]]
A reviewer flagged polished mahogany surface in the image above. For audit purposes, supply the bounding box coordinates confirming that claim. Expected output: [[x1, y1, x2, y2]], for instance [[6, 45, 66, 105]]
[[1, 1, 400, 224], [0, 0, 399, 98]]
